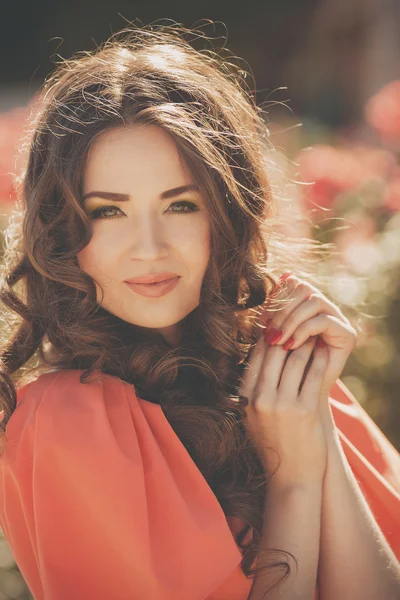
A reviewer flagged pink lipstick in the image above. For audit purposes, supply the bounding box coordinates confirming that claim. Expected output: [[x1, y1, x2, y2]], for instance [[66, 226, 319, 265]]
[[125, 276, 180, 298]]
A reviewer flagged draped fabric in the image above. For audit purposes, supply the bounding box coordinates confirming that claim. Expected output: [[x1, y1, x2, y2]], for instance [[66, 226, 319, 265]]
[[0, 370, 399, 599]]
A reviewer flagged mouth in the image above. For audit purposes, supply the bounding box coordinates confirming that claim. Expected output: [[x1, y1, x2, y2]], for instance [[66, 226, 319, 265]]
[[144, 278, 176, 285], [125, 276, 180, 298]]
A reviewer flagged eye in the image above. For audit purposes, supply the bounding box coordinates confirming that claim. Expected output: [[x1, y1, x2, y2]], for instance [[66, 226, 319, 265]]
[[89, 201, 199, 220], [167, 201, 199, 214], [89, 205, 123, 219]]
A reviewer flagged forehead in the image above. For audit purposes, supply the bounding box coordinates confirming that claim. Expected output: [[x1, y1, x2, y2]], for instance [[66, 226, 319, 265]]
[[82, 124, 192, 192]]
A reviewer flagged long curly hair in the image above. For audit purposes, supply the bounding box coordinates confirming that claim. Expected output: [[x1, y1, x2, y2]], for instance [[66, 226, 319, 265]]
[[0, 21, 337, 594]]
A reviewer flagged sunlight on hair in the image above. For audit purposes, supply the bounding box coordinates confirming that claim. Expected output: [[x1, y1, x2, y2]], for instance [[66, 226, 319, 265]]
[[148, 44, 186, 69], [115, 47, 133, 73]]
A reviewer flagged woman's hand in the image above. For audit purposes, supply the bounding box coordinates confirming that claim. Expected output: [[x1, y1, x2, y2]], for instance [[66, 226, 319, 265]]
[[261, 273, 357, 433], [239, 333, 330, 489]]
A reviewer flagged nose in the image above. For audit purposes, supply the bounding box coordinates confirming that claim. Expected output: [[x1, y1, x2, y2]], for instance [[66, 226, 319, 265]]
[[128, 214, 169, 261]]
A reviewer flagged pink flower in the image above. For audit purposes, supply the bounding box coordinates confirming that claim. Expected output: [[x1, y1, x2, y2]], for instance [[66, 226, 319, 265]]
[[296, 144, 397, 214], [296, 145, 355, 213], [0, 105, 30, 203], [365, 81, 400, 142], [384, 166, 400, 212]]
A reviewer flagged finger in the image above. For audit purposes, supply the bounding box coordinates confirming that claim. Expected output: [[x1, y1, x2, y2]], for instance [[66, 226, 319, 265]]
[[280, 313, 357, 351], [262, 276, 320, 341], [300, 339, 329, 411], [270, 293, 349, 348], [240, 319, 295, 406], [277, 336, 318, 405], [251, 343, 295, 408], [264, 280, 349, 344], [262, 282, 306, 342], [239, 333, 266, 400], [262, 275, 301, 322], [263, 275, 315, 316]]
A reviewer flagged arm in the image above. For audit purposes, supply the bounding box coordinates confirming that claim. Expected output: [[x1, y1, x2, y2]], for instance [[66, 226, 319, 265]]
[[318, 407, 400, 599], [249, 482, 322, 600]]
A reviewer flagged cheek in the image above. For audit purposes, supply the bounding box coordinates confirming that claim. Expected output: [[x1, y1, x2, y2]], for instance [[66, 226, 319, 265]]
[[179, 220, 211, 261], [76, 239, 112, 278], [76, 245, 91, 273], [199, 224, 211, 261], [77, 225, 123, 274], [76, 241, 116, 307]]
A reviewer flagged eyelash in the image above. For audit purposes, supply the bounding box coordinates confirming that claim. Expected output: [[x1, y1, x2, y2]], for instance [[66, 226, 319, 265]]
[[89, 201, 199, 220]]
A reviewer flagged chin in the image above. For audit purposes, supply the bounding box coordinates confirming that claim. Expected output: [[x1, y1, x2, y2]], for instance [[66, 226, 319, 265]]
[[121, 314, 184, 329]]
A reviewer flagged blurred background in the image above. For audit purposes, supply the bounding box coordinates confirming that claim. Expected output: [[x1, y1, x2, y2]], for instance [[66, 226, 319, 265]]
[[1, 1, 400, 597]]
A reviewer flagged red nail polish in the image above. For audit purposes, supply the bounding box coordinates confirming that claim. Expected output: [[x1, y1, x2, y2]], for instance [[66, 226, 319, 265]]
[[264, 326, 277, 342], [268, 329, 283, 344], [280, 272, 292, 281], [283, 337, 295, 350]]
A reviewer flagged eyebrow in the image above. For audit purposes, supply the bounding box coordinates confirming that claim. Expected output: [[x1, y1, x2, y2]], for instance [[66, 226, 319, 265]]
[[82, 184, 200, 203]]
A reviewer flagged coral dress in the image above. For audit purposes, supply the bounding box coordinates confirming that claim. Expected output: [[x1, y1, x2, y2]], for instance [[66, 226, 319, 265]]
[[0, 369, 399, 600]]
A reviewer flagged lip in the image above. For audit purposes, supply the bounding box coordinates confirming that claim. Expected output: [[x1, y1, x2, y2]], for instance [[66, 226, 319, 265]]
[[125, 276, 180, 298], [125, 272, 179, 284]]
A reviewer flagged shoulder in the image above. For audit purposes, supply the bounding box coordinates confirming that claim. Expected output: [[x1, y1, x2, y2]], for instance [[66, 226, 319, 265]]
[[15, 368, 133, 412], [3, 370, 139, 461]]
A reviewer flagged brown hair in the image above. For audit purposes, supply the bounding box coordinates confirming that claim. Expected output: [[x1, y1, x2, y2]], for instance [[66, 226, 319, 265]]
[[0, 21, 337, 594]]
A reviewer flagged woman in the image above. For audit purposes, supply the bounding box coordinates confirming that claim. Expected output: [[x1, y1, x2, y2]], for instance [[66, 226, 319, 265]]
[[0, 23, 399, 600]]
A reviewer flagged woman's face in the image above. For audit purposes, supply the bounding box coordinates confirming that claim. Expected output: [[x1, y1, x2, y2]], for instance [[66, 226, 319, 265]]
[[77, 124, 211, 346]]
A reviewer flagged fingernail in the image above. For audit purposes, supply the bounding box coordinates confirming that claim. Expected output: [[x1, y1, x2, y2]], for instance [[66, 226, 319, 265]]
[[283, 336, 295, 350], [280, 272, 292, 281], [267, 329, 283, 344], [264, 326, 277, 342]]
